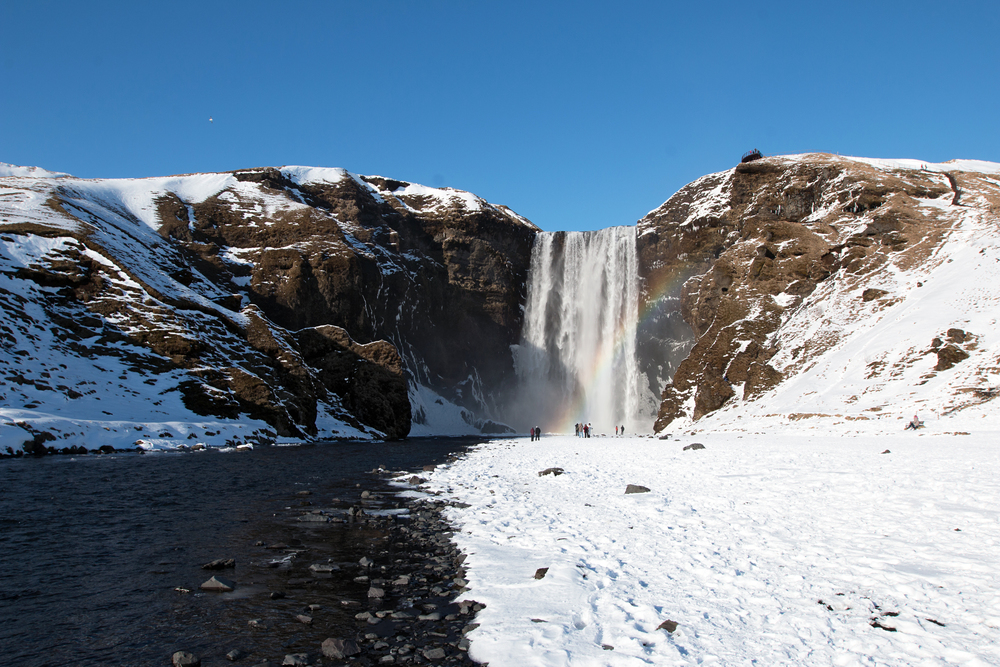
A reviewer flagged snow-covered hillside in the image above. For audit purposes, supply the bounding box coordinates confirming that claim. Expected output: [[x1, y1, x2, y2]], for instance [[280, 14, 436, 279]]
[[639, 154, 1000, 436], [0, 162, 535, 453]]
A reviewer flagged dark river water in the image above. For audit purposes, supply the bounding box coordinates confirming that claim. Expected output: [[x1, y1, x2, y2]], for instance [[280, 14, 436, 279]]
[[0, 438, 485, 667]]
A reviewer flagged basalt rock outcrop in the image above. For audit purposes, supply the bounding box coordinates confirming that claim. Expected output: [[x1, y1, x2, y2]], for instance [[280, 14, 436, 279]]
[[639, 154, 1000, 430], [0, 164, 536, 448]]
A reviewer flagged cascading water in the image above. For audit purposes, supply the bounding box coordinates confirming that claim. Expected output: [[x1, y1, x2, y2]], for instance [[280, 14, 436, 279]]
[[512, 227, 658, 433]]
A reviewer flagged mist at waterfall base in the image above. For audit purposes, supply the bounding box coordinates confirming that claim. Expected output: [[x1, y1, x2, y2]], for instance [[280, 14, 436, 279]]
[[510, 228, 663, 434]]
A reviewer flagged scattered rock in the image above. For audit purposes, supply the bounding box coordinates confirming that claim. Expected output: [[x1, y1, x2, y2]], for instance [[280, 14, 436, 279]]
[[269, 591, 285, 600], [295, 490, 312, 496], [321, 637, 361, 659], [201, 558, 236, 570], [422, 647, 447, 661], [537, 467, 564, 476], [683, 443, 706, 451], [624, 484, 651, 494], [172, 651, 201, 667], [281, 654, 311, 666], [602, 644, 614, 650], [308, 563, 339, 573], [368, 586, 385, 598], [225, 649, 245, 661], [533, 568, 549, 579], [361, 490, 371, 499], [881, 449, 891, 454], [936, 344, 970, 371], [199, 575, 235, 592], [861, 288, 889, 302], [657, 619, 678, 633], [408, 476, 426, 484], [295, 614, 313, 625]]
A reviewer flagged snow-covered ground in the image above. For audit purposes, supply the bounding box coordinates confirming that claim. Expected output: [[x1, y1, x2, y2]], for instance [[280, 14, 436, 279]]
[[419, 432, 999, 666]]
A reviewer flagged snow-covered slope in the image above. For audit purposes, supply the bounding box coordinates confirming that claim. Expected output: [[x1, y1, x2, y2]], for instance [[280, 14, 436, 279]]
[[0, 163, 535, 453], [639, 153, 1000, 436]]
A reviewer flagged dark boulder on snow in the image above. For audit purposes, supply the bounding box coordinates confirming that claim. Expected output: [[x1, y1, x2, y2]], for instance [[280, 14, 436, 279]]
[[657, 619, 679, 633], [624, 484, 651, 494], [936, 344, 970, 371], [683, 443, 706, 451]]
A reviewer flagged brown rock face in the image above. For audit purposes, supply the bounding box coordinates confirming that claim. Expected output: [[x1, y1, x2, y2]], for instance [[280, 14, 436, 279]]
[[639, 154, 968, 430], [0, 165, 535, 441], [294, 325, 410, 440], [162, 168, 537, 422]]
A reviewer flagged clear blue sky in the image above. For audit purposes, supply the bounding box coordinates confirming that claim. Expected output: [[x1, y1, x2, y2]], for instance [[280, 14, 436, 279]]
[[3, 1, 998, 231]]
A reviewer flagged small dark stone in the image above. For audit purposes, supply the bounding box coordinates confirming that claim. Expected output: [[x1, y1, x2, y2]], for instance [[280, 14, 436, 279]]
[[537, 468, 564, 477], [321, 637, 361, 659], [624, 484, 650, 494], [269, 591, 285, 600], [202, 558, 236, 570], [881, 449, 891, 454], [602, 644, 614, 650], [533, 568, 548, 579], [683, 443, 705, 451], [172, 651, 201, 667], [657, 619, 678, 633], [226, 649, 245, 661], [422, 647, 447, 660]]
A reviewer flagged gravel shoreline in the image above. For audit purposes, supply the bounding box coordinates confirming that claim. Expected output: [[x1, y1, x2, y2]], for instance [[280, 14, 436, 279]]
[[172, 458, 485, 667]]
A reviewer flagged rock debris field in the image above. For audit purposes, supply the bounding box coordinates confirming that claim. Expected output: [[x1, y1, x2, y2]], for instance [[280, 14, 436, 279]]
[[172, 462, 485, 667], [416, 434, 1000, 667]]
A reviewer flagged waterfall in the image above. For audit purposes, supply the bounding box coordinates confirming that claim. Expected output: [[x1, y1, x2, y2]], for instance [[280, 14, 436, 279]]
[[512, 227, 657, 433]]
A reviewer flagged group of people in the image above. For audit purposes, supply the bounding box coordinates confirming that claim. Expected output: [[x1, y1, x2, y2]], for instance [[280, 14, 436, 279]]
[[528, 423, 627, 439]]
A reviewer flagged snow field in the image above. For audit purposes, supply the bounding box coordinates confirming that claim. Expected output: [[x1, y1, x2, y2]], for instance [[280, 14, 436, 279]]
[[422, 434, 1000, 666]]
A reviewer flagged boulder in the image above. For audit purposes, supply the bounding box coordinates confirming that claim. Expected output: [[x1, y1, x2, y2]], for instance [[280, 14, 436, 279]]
[[201, 558, 236, 570], [199, 576, 235, 592], [683, 443, 706, 451], [171, 651, 201, 667], [422, 647, 447, 661], [657, 619, 679, 633], [624, 484, 651, 494], [321, 638, 361, 659], [281, 655, 310, 666], [533, 567, 549, 579]]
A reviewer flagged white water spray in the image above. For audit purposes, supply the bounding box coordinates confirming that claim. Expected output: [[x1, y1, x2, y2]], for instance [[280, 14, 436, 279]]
[[513, 227, 656, 433]]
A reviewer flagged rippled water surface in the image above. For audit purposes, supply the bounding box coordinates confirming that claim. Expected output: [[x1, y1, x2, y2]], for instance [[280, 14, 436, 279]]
[[0, 438, 480, 666]]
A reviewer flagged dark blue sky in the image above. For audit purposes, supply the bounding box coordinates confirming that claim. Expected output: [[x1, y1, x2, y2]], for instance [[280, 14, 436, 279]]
[[3, 1, 998, 231]]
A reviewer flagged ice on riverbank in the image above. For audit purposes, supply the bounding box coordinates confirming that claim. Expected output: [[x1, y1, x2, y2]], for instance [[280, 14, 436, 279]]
[[422, 432, 1000, 666]]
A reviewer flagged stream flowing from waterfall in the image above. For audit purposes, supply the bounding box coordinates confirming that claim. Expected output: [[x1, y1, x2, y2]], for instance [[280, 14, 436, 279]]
[[512, 227, 658, 434]]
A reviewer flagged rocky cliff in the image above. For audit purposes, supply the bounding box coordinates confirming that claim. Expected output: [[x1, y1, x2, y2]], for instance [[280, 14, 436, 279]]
[[0, 164, 536, 452], [638, 154, 1000, 432]]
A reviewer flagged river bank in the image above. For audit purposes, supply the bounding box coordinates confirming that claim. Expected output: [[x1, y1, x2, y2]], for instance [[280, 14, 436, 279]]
[[0, 438, 489, 666]]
